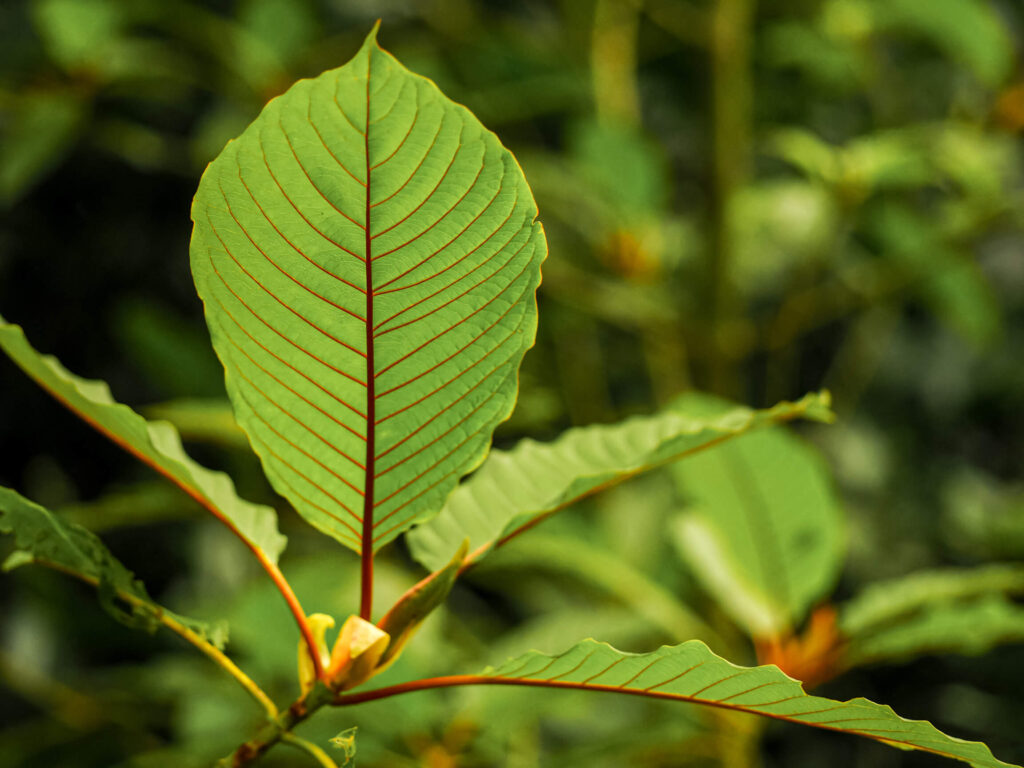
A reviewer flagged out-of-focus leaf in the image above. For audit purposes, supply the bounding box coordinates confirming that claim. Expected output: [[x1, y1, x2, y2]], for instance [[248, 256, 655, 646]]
[[190, 27, 546, 553], [31, 0, 124, 71], [879, 0, 1013, 87], [475, 533, 723, 649], [0, 89, 85, 206], [839, 564, 1024, 636], [0, 485, 227, 647], [408, 392, 833, 572], [0, 316, 286, 563], [239, 0, 316, 69], [732, 180, 837, 292], [457, 639, 1018, 767], [942, 471, 1024, 559], [58, 481, 203, 532], [143, 399, 249, 450], [845, 595, 1024, 667], [569, 118, 668, 221], [871, 204, 1001, 347], [113, 298, 226, 399], [669, 395, 845, 639]]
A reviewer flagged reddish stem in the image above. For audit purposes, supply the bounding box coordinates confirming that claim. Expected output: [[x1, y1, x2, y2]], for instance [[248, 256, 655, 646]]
[[359, 38, 376, 623]]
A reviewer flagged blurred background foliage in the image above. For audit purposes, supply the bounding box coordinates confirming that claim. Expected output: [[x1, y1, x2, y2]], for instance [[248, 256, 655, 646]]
[[1, 0, 1023, 766]]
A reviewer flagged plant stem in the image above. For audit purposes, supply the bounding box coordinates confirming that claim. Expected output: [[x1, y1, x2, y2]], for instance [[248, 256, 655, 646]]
[[220, 683, 335, 766], [282, 732, 341, 768], [36, 559, 279, 719], [256, 552, 325, 681], [707, 0, 755, 397]]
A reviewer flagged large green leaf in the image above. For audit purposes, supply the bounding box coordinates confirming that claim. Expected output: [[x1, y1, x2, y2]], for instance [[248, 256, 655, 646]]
[[189, 26, 545, 554], [0, 485, 227, 648], [0, 317, 285, 563], [407, 391, 832, 572], [669, 395, 844, 639], [839, 565, 1024, 666], [466, 640, 1016, 768]]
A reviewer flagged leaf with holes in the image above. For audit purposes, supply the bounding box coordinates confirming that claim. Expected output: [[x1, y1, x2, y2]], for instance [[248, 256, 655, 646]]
[[459, 640, 1015, 768], [190, 25, 545, 556]]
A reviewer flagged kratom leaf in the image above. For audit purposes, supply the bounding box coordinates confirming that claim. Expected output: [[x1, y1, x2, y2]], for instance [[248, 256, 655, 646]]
[[840, 564, 1024, 636], [0, 316, 286, 563], [407, 391, 832, 572], [189, 25, 545, 554], [0, 485, 227, 648], [468, 639, 1017, 768], [376, 539, 468, 670], [669, 394, 844, 639], [844, 595, 1024, 667], [839, 565, 1024, 665], [475, 533, 724, 650]]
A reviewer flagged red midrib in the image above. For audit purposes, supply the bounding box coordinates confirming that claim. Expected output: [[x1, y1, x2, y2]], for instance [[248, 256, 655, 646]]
[[360, 48, 376, 621]]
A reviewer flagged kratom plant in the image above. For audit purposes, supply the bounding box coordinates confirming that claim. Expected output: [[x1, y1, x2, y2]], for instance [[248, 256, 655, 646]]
[[0, 25, 1018, 768]]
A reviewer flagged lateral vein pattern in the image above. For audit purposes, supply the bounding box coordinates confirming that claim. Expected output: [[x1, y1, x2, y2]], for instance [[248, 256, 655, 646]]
[[190, 32, 545, 553]]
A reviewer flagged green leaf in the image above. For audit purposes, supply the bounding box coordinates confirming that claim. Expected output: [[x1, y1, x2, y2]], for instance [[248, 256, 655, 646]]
[[0, 89, 86, 206], [669, 397, 845, 638], [0, 316, 286, 563], [880, 0, 1013, 88], [474, 639, 1017, 768], [189, 26, 546, 554], [407, 391, 832, 572], [376, 539, 468, 670], [143, 399, 250, 450], [841, 564, 1024, 636], [844, 595, 1024, 667], [0, 485, 227, 648], [475, 533, 725, 650]]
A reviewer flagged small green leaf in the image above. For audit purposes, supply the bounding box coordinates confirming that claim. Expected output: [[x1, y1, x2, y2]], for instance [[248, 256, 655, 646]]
[[477, 639, 1017, 767], [190, 26, 545, 554], [330, 726, 358, 764], [838, 565, 1024, 665], [408, 391, 832, 572], [376, 539, 468, 671], [845, 595, 1024, 667], [0, 485, 227, 648], [669, 399, 844, 639], [0, 316, 286, 563]]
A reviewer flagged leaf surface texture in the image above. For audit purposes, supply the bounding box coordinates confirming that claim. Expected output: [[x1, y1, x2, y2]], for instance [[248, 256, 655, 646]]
[[0, 317, 285, 562], [190, 29, 545, 552], [478, 639, 1017, 768], [408, 392, 832, 571]]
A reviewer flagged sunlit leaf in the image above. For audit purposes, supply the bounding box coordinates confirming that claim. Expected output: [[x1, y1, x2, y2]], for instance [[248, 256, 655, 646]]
[[190, 26, 545, 554], [0, 316, 286, 563], [467, 639, 1017, 768], [408, 391, 832, 572], [0, 485, 227, 648], [669, 394, 844, 639]]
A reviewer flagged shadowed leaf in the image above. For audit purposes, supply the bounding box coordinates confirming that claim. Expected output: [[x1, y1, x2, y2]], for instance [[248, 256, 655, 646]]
[[0, 485, 227, 648]]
